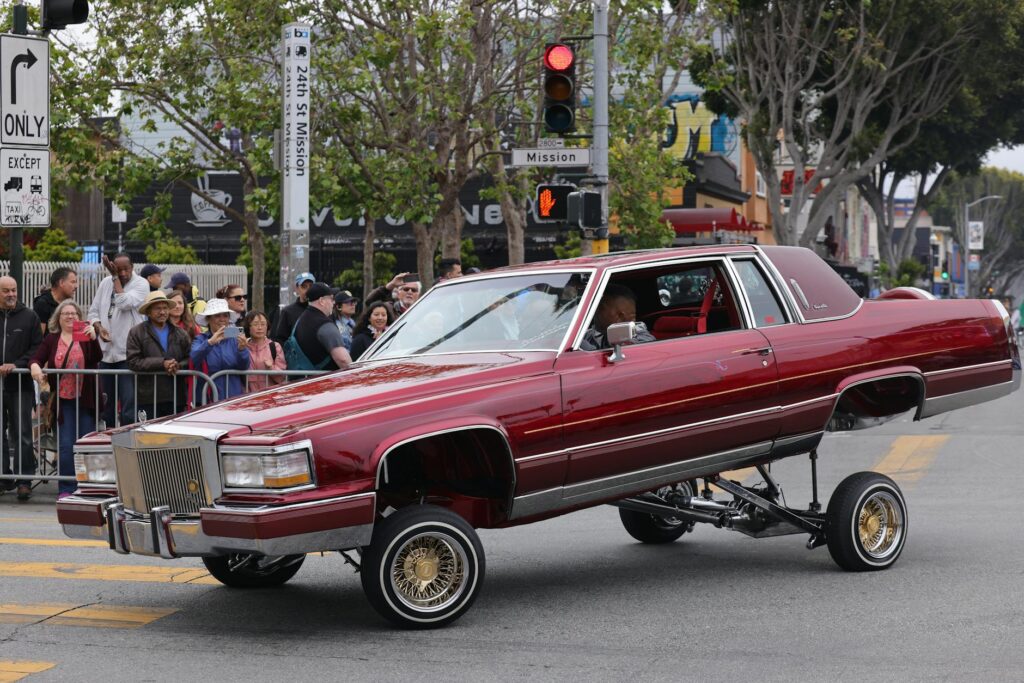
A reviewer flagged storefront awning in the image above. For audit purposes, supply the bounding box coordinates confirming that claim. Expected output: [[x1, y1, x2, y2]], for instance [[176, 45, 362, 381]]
[[661, 208, 761, 234]]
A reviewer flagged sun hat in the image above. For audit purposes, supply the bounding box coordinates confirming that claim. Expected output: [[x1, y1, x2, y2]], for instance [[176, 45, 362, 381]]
[[195, 298, 238, 327], [138, 290, 172, 314]]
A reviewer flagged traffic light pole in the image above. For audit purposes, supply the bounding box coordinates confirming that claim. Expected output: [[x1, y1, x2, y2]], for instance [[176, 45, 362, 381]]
[[589, 0, 610, 255]]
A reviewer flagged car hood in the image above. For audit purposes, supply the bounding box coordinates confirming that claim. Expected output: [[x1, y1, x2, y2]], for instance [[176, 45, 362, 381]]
[[171, 352, 557, 436]]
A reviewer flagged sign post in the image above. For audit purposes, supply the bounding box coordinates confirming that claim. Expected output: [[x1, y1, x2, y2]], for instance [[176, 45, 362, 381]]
[[279, 23, 312, 309], [1, 25, 50, 299]]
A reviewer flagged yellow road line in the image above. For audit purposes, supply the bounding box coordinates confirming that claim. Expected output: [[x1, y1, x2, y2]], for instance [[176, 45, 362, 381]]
[[0, 661, 55, 683], [0, 603, 176, 629], [0, 537, 107, 548], [0, 561, 219, 585], [873, 435, 949, 486]]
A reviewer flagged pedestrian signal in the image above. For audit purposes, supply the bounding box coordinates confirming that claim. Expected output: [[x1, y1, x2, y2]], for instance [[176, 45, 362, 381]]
[[534, 184, 574, 222], [542, 44, 576, 134]]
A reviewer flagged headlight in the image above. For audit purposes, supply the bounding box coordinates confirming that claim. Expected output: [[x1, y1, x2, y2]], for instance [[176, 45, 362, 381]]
[[74, 449, 116, 484], [220, 448, 313, 489]]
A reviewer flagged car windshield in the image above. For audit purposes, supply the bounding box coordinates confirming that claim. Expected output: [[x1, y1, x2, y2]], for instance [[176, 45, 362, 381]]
[[366, 271, 591, 359]]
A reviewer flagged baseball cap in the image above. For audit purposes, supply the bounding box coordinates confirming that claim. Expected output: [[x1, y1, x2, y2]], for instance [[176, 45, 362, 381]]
[[169, 272, 191, 287], [306, 282, 333, 302], [334, 291, 357, 305], [140, 264, 165, 278], [295, 272, 315, 286]]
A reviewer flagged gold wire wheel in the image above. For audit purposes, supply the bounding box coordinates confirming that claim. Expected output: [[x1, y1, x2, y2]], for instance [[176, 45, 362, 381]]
[[857, 491, 904, 559], [390, 532, 468, 612]]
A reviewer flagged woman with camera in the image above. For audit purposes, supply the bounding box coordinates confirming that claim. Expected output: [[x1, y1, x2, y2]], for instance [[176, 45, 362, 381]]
[[190, 298, 251, 402]]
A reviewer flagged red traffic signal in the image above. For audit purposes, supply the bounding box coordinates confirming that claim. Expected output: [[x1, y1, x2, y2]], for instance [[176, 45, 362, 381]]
[[534, 184, 574, 222], [543, 44, 575, 71], [542, 44, 576, 134]]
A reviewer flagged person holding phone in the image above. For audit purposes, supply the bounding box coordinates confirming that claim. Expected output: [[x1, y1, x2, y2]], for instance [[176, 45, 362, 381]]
[[29, 300, 102, 498], [190, 298, 250, 402], [365, 271, 422, 319], [126, 291, 193, 420]]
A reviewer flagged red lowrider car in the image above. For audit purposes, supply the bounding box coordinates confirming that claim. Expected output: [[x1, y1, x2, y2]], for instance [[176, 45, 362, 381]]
[[58, 245, 1020, 627]]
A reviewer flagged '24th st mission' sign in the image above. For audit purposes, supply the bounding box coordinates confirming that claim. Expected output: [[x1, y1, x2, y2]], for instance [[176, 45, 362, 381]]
[[0, 33, 50, 227]]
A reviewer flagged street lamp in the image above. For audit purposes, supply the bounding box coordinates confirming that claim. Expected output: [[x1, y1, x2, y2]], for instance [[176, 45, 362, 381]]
[[963, 195, 1002, 298]]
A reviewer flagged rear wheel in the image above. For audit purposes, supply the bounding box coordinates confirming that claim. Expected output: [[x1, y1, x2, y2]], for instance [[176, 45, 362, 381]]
[[619, 481, 697, 544], [826, 472, 908, 571], [360, 505, 484, 629], [202, 553, 305, 587]]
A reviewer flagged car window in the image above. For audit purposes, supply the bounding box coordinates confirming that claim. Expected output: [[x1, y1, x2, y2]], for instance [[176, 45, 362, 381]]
[[580, 260, 744, 348], [367, 272, 590, 359], [732, 259, 787, 327]]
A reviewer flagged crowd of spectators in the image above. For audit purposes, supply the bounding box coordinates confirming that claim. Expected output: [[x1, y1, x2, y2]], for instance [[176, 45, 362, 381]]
[[0, 254, 467, 501]]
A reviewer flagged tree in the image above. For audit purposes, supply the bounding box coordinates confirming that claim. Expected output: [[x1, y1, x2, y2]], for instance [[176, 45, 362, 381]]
[[930, 168, 1024, 298], [50, 0, 304, 313], [695, 0, 995, 247], [855, 4, 1024, 269], [23, 229, 82, 262]]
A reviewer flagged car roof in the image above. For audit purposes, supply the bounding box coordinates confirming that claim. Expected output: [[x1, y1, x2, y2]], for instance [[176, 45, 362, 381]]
[[482, 244, 760, 274]]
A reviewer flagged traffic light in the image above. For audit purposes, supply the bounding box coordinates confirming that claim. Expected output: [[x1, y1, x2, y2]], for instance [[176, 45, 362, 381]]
[[567, 190, 602, 228], [542, 43, 576, 134], [534, 184, 574, 222], [41, 0, 89, 30]]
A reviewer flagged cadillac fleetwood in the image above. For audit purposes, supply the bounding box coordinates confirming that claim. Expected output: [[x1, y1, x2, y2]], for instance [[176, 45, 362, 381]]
[[57, 245, 1020, 627]]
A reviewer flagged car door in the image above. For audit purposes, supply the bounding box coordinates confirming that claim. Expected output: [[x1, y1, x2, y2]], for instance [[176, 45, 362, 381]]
[[553, 259, 780, 493]]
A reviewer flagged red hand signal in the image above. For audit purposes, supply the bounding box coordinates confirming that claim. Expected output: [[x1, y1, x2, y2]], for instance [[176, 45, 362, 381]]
[[539, 189, 556, 217]]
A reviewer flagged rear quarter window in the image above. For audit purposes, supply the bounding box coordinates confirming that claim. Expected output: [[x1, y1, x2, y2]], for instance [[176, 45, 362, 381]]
[[760, 246, 862, 321]]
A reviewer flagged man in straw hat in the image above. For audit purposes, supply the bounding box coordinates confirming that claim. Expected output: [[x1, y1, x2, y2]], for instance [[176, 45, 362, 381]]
[[126, 290, 193, 420]]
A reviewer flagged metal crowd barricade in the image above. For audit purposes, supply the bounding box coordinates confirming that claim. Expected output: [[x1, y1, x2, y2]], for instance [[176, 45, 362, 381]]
[[207, 369, 332, 401], [0, 368, 216, 488]]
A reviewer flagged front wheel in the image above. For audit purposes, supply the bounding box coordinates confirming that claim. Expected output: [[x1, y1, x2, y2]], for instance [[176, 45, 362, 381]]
[[826, 472, 908, 572], [360, 504, 484, 629], [202, 553, 305, 587]]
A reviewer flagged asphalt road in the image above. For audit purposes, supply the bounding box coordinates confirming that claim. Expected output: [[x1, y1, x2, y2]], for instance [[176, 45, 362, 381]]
[[2, 389, 1023, 682]]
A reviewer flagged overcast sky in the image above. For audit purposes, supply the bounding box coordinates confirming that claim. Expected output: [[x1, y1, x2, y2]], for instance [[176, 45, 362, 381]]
[[984, 146, 1024, 174]]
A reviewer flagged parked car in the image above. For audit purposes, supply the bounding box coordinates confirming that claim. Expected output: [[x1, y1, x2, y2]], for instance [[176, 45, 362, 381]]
[[58, 245, 1020, 628]]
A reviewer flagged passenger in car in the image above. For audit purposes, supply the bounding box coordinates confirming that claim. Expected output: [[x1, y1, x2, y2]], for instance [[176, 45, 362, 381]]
[[580, 284, 656, 351]]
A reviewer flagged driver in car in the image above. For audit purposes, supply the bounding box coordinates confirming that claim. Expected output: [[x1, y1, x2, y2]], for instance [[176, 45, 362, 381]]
[[580, 284, 656, 350]]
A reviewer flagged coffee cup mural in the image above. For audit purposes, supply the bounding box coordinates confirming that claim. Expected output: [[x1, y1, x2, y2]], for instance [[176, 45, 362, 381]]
[[189, 175, 232, 226]]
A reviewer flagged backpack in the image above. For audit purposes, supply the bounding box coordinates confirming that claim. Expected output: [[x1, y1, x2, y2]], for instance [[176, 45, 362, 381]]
[[283, 321, 333, 371]]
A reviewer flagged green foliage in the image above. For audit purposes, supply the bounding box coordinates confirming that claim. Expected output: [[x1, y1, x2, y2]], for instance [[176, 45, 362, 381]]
[[334, 252, 398, 298], [23, 229, 82, 262], [554, 231, 582, 260], [878, 260, 927, 289]]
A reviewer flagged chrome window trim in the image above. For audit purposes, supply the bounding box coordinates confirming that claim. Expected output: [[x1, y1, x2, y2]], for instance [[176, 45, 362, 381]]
[[922, 359, 1012, 377], [728, 256, 794, 327], [352, 349, 560, 365], [721, 257, 756, 329], [363, 267, 599, 362], [752, 245, 803, 323], [752, 245, 865, 324], [218, 439, 317, 494], [569, 255, 743, 351]]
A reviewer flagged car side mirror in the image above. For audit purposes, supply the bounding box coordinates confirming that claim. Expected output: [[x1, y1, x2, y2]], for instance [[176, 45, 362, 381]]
[[606, 321, 636, 362]]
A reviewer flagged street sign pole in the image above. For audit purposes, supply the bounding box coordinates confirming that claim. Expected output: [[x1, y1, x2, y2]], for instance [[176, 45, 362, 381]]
[[589, 0, 610, 255], [7, 1, 27, 301], [279, 23, 312, 309]]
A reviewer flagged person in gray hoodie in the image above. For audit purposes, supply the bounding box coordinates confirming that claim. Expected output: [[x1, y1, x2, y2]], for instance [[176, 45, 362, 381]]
[[87, 253, 149, 427], [0, 276, 42, 500]]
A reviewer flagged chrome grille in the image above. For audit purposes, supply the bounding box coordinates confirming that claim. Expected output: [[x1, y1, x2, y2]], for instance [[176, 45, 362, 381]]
[[136, 447, 211, 515]]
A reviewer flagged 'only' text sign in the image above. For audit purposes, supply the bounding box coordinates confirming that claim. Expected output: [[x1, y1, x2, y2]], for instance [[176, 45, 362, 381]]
[[0, 35, 49, 147]]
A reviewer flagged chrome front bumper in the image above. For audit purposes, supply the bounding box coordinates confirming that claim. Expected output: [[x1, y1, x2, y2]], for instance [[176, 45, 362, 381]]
[[60, 493, 375, 559]]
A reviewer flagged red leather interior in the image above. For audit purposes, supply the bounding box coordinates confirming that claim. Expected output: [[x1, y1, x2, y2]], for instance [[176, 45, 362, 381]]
[[652, 316, 700, 339]]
